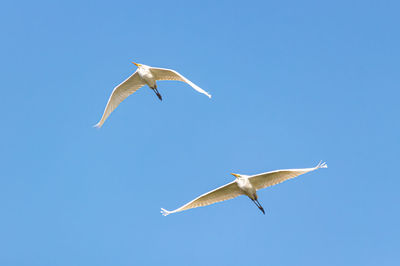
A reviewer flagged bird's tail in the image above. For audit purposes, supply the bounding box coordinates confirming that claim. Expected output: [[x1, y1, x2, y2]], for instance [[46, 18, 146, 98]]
[[316, 161, 328, 169], [161, 208, 171, 216]]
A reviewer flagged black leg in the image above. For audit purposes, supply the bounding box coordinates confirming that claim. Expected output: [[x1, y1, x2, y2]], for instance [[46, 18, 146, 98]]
[[153, 88, 162, 101], [251, 199, 265, 215], [255, 199, 265, 214]]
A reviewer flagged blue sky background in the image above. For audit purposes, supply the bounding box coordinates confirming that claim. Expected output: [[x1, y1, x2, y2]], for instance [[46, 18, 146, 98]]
[[1, 0, 399, 265]]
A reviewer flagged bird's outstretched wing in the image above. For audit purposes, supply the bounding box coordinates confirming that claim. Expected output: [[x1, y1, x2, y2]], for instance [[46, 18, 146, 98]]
[[248, 162, 328, 191], [94, 71, 145, 128], [161, 181, 242, 216], [150, 67, 211, 98]]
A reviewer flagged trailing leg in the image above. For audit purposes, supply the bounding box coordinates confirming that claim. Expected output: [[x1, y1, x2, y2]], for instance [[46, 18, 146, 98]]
[[153, 87, 162, 101], [251, 198, 265, 215]]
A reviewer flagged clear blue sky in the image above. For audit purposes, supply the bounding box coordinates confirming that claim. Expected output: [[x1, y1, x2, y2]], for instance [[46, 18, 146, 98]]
[[1, 0, 399, 265]]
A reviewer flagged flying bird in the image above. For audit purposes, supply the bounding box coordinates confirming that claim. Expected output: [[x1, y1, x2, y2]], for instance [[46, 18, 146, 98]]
[[161, 161, 327, 216], [94, 62, 211, 128]]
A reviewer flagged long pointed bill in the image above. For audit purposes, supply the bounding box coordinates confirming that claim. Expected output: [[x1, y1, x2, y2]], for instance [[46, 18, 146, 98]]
[[231, 173, 240, 178], [132, 62, 140, 67]]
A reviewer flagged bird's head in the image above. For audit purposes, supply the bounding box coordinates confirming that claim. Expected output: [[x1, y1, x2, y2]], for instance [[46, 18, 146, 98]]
[[132, 61, 143, 68], [231, 173, 242, 179]]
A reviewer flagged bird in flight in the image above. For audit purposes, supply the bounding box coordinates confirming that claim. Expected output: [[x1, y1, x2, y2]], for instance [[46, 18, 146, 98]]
[[161, 161, 327, 216], [94, 62, 211, 128]]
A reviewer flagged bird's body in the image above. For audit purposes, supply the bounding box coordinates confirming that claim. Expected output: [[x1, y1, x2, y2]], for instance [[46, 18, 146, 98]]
[[137, 65, 156, 88], [235, 176, 265, 214], [94, 62, 211, 128], [161, 161, 328, 216], [236, 176, 256, 199]]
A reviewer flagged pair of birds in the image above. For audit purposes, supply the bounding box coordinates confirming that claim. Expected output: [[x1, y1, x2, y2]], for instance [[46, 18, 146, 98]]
[[95, 62, 328, 216]]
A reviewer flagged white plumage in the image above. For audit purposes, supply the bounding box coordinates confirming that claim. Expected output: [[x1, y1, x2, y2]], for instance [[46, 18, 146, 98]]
[[95, 62, 211, 128], [161, 161, 327, 216]]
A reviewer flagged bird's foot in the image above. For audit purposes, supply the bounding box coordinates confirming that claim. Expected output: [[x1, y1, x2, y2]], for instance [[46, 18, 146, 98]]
[[153, 88, 162, 101]]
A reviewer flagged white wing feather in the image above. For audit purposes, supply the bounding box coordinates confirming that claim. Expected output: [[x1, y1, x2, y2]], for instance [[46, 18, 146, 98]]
[[150, 67, 211, 98], [94, 71, 145, 128], [249, 161, 328, 191], [161, 181, 242, 216]]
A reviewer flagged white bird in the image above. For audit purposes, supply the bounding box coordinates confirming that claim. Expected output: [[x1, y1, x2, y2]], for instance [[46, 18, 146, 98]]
[[161, 161, 327, 216], [94, 62, 211, 128]]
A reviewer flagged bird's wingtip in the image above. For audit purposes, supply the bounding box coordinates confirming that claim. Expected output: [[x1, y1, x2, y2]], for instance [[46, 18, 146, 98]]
[[316, 161, 328, 169], [93, 122, 102, 129], [161, 208, 171, 216]]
